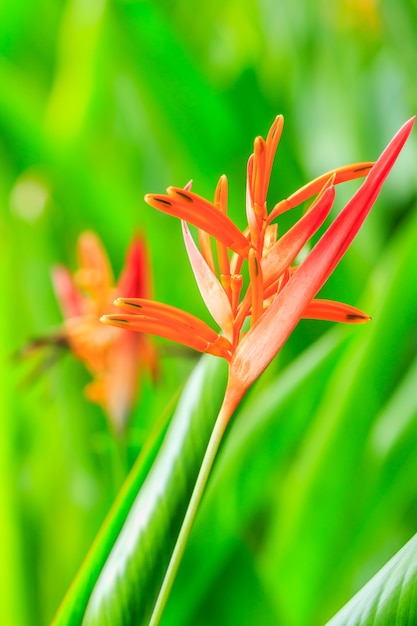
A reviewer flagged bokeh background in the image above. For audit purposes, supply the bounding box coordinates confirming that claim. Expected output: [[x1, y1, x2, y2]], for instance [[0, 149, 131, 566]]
[[1, 1, 417, 625]]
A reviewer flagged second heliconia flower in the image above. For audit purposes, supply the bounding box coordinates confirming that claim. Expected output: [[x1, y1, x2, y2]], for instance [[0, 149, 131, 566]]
[[101, 115, 414, 418]]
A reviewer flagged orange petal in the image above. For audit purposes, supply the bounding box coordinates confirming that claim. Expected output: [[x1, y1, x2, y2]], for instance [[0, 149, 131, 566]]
[[214, 174, 228, 214], [286, 162, 374, 208], [145, 187, 250, 257], [302, 299, 370, 323], [190, 182, 216, 273], [248, 248, 264, 326], [268, 162, 374, 223], [265, 115, 284, 191], [101, 311, 231, 360], [112, 298, 222, 343], [76, 231, 114, 301], [214, 175, 231, 280], [246, 155, 260, 249], [250, 116, 284, 211], [221, 274, 243, 320], [182, 221, 234, 342], [252, 136, 267, 213], [102, 313, 208, 353]]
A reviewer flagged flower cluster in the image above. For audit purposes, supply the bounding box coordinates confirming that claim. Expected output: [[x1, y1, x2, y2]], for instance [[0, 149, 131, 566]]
[[52, 232, 158, 434], [102, 116, 414, 419]]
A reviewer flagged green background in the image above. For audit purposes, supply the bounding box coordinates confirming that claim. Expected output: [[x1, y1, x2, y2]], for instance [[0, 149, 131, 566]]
[[1, 1, 417, 624]]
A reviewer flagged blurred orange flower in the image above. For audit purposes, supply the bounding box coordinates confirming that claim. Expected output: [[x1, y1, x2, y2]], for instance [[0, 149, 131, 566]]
[[102, 116, 414, 424], [52, 231, 158, 435]]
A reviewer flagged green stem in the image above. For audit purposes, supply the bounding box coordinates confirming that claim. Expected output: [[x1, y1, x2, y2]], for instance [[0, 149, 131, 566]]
[[149, 397, 232, 626]]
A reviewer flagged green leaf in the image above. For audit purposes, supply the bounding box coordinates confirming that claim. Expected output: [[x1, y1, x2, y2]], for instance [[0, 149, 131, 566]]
[[326, 533, 417, 625], [54, 354, 228, 626]]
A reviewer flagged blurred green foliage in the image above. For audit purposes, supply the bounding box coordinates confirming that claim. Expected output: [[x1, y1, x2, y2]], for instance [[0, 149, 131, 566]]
[[1, 0, 417, 625]]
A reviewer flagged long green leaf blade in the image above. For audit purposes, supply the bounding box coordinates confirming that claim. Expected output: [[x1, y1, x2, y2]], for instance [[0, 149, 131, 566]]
[[326, 533, 417, 625], [52, 395, 172, 626], [79, 354, 228, 626]]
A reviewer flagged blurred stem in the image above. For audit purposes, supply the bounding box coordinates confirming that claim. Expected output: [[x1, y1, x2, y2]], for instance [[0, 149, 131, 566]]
[[107, 429, 129, 494], [149, 393, 234, 626]]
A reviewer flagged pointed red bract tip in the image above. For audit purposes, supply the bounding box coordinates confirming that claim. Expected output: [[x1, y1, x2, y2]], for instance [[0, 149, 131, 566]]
[[117, 234, 152, 300]]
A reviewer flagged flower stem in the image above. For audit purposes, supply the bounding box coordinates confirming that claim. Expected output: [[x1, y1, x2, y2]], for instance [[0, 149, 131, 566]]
[[148, 397, 232, 626]]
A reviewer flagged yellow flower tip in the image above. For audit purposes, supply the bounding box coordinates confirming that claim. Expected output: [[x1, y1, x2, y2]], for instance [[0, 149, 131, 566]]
[[100, 314, 129, 326], [167, 187, 193, 202], [254, 135, 266, 152], [144, 193, 171, 207], [113, 297, 138, 308], [215, 174, 228, 212], [271, 114, 284, 133]]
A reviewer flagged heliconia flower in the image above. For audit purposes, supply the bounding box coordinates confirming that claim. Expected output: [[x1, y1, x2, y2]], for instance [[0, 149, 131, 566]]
[[101, 116, 414, 423], [52, 231, 158, 435]]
